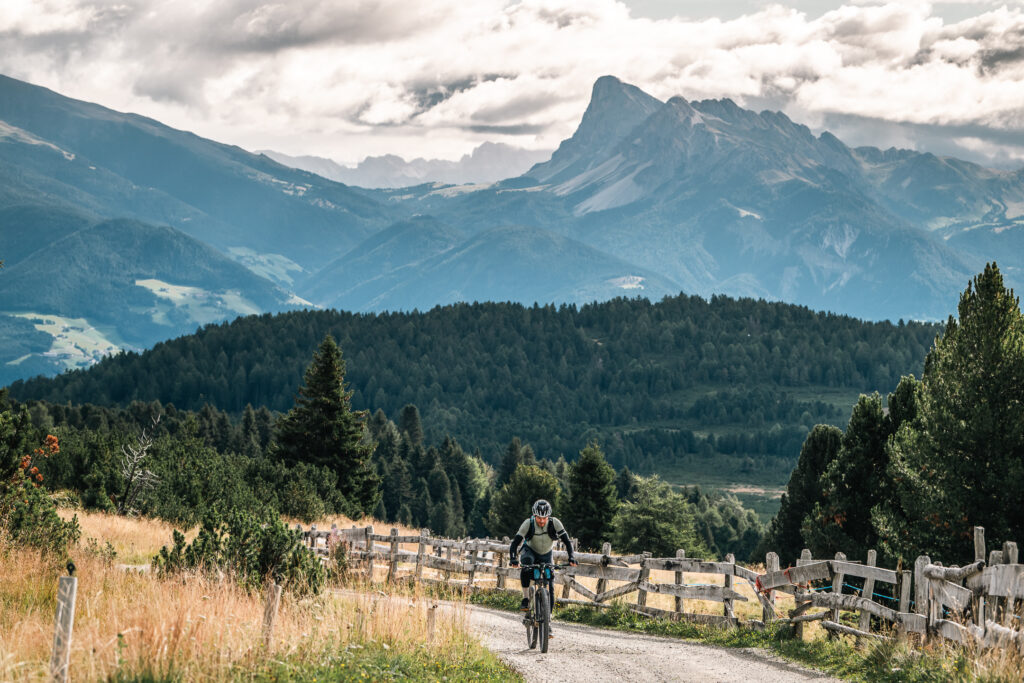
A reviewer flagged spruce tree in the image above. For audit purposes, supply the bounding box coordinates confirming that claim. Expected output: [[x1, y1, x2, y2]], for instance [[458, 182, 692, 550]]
[[496, 437, 537, 487], [565, 442, 618, 551], [399, 404, 424, 447], [875, 264, 1024, 560], [485, 464, 560, 536], [274, 335, 380, 517], [762, 424, 841, 564], [804, 396, 891, 560], [610, 476, 709, 558]]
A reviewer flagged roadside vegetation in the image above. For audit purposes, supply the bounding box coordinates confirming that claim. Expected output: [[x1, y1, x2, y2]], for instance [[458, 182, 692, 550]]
[[0, 510, 518, 682]]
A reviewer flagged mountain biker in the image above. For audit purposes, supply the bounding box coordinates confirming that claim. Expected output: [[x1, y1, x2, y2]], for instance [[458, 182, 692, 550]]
[[509, 499, 577, 613]]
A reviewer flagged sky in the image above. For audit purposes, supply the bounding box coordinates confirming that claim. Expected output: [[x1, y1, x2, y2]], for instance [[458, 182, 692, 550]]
[[2, 0, 1024, 167]]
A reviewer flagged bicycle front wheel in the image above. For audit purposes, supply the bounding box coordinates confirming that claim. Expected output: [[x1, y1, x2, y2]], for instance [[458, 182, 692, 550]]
[[537, 586, 550, 653], [525, 588, 538, 649]]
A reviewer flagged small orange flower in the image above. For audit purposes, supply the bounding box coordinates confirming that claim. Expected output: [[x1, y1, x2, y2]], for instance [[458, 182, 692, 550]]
[[35, 474, 43, 482], [30, 467, 39, 475]]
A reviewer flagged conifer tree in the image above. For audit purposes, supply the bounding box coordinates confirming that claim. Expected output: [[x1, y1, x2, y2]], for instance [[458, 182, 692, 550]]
[[565, 442, 618, 550], [804, 396, 891, 560], [610, 476, 709, 558], [762, 423, 841, 564], [274, 335, 379, 517], [399, 404, 424, 447], [496, 437, 536, 487], [486, 464, 560, 536], [875, 264, 1024, 559], [615, 466, 638, 502]]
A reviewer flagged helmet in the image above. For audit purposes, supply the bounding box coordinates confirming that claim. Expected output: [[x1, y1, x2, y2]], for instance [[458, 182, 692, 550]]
[[532, 499, 552, 517]]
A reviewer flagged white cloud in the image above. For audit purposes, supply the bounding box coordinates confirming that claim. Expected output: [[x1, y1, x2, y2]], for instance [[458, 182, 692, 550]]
[[1, 0, 1023, 165]]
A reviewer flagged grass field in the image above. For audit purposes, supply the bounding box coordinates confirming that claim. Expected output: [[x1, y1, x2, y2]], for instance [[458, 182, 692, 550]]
[[0, 511, 518, 682]]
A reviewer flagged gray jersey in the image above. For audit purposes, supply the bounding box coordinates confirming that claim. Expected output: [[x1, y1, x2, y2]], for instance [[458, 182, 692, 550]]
[[516, 516, 566, 555]]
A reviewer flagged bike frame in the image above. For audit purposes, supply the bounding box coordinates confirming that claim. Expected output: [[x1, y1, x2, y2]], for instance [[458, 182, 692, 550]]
[[520, 562, 563, 653]]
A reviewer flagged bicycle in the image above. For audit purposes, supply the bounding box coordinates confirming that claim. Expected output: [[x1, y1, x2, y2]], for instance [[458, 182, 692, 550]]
[[519, 562, 563, 653]]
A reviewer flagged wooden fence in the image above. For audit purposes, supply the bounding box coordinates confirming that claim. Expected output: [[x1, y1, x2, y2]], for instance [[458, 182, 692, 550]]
[[299, 523, 1024, 655]]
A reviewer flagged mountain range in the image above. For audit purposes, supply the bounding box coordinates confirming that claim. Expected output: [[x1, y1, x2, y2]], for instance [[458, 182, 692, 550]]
[[261, 142, 551, 189], [1, 72, 1022, 383]]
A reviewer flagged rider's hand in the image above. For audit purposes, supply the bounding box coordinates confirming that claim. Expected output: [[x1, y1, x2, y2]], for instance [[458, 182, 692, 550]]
[[569, 559, 578, 567], [510, 560, 520, 567]]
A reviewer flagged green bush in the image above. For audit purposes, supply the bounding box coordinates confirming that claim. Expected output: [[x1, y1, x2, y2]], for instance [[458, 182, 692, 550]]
[[153, 510, 325, 595], [0, 404, 80, 555]]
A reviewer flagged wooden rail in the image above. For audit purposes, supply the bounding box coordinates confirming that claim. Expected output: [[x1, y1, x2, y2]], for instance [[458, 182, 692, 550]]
[[297, 523, 1024, 655]]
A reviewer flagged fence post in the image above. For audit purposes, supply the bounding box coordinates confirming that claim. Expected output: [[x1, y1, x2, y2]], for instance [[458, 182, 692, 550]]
[[675, 549, 687, 614], [724, 553, 736, 620], [427, 603, 438, 643], [857, 549, 878, 643], [914, 555, 930, 640], [973, 527, 986, 627], [444, 543, 454, 582], [637, 553, 652, 607], [1003, 541, 1018, 627], [596, 542, 611, 598], [828, 551, 846, 638], [897, 569, 912, 642], [497, 536, 508, 590], [987, 549, 1004, 623], [387, 528, 399, 583], [793, 550, 813, 639], [414, 529, 428, 583], [49, 576, 77, 683], [764, 552, 779, 623], [364, 525, 375, 582], [262, 582, 282, 648], [468, 544, 479, 588]]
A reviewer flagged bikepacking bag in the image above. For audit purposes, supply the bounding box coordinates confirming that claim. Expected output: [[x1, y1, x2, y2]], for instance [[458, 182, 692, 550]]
[[533, 567, 553, 580]]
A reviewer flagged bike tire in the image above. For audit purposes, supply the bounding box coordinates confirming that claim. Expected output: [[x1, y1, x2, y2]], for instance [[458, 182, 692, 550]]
[[526, 588, 538, 649], [537, 585, 550, 653]]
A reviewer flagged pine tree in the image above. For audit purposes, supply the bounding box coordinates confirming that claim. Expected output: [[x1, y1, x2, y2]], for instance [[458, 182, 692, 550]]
[[238, 404, 261, 457], [496, 437, 536, 487], [610, 476, 709, 558], [762, 424, 842, 565], [399, 404, 424, 447], [273, 335, 380, 517], [875, 264, 1024, 560], [485, 464, 560, 536], [565, 442, 618, 551], [615, 466, 638, 502]]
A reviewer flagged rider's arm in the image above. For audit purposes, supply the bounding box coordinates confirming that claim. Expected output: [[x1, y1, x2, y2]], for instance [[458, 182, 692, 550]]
[[553, 519, 576, 562], [509, 533, 524, 559], [509, 518, 531, 561]]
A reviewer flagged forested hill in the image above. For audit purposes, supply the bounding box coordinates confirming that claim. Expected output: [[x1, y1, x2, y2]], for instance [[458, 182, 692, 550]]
[[8, 294, 940, 483]]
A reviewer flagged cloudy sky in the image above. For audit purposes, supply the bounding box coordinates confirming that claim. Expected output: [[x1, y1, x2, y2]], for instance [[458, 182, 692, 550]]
[[2, 0, 1024, 167]]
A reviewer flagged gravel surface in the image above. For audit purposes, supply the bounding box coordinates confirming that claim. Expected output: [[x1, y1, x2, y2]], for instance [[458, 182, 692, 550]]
[[467, 605, 841, 683]]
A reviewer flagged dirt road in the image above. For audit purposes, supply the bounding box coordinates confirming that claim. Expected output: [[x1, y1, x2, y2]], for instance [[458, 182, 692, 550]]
[[467, 605, 839, 683]]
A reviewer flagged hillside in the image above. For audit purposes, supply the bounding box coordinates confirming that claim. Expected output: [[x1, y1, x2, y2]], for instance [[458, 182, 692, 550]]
[[7, 294, 940, 486], [0, 208, 300, 383]]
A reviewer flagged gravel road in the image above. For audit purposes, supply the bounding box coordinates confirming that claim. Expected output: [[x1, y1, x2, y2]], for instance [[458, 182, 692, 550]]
[[467, 605, 840, 683]]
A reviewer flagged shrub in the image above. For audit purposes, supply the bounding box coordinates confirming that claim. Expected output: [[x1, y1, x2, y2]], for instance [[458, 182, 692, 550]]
[[153, 510, 325, 595], [0, 407, 80, 556]]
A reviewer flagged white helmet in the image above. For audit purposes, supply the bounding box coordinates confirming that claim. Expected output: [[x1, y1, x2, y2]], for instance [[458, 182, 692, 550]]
[[532, 499, 552, 517]]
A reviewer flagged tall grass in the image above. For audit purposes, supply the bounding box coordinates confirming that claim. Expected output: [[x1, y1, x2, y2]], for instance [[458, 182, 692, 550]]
[[1, 512, 516, 682]]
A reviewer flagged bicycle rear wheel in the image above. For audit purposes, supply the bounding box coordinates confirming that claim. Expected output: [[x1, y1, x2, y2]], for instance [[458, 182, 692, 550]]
[[537, 586, 550, 653]]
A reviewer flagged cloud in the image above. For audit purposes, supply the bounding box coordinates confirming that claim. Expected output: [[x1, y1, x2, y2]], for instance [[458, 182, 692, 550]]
[[1, 0, 1023, 165]]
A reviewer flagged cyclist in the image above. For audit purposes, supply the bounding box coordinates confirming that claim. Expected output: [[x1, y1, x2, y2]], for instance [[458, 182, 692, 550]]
[[509, 499, 577, 612]]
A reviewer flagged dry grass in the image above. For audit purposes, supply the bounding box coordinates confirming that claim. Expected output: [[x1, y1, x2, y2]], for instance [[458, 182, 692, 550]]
[[0, 513, 491, 682]]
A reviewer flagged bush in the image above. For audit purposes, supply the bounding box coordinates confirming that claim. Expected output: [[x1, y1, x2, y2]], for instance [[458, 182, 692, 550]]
[[152, 510, 325, 595], [0, 405, 79, 556]]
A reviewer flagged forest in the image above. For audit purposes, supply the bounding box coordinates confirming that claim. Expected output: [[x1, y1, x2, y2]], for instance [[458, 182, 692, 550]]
[[8, 293, 940, 485], [3, 265, 1021, 571]]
